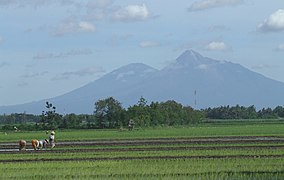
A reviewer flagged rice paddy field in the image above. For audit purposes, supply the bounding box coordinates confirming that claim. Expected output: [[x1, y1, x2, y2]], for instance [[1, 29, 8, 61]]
[[1, 122, 284, 179]]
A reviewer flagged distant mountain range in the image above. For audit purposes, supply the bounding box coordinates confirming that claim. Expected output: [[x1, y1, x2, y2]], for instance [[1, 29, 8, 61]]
[[1, 50, 284, 114]]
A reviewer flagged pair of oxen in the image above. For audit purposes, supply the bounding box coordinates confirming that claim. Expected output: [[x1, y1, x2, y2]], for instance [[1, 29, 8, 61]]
[[19, 131, 55, 151], [19, 139, 49, 151]]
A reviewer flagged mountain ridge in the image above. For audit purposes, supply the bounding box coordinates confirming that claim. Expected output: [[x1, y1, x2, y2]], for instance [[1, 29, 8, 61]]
[[1, 50, 284, 114]]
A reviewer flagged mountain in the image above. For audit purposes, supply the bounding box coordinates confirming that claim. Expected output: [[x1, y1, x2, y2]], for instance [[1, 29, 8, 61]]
[[1, 50, 284, 114]]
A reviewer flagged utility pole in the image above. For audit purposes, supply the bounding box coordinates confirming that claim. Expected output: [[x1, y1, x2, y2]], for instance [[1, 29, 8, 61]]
[[194, 90, 197, 108]]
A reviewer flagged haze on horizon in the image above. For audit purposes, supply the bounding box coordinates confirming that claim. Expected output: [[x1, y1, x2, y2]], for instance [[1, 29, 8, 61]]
[[0, 0, 284, 106]]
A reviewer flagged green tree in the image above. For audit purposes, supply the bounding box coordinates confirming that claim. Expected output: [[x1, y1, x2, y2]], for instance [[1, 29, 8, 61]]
[[159, 100, 183, 126], [40, 102, 62, 129], [258, 108, 277, 119], [149, 102, 164, 126], [60, 113, 82, 129], [273, 106, 284, 118], [183, 106, 204, 124], [128, 97, 151, 127], [94, 97, 124, 128]]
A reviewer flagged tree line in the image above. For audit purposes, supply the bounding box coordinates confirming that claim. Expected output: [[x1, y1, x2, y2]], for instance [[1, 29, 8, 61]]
[[1, 97, 284, 130], [204, 105, 284, 119]]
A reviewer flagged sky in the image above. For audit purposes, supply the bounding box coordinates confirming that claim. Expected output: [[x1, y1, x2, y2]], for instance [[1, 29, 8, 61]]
[[0, 0, 284, 106]]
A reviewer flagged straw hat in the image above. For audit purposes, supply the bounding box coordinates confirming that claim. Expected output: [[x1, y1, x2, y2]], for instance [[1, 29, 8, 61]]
[[51, 131, 55, 135]]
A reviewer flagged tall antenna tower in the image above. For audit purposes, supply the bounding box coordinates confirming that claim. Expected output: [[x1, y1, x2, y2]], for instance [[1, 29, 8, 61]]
[[194, 90, 197, 107]]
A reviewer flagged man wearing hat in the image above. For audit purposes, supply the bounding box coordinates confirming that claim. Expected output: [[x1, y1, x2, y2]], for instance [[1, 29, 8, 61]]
[[49, 131, 55, 149]]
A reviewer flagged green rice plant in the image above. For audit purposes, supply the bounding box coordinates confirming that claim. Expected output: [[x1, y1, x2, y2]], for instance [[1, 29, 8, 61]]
[[2, 123, 284, 143], [1, 158, 284, 179], [1, 124, 284, 179], [1, 147, 284, 161], [52, 142, 284, 151]]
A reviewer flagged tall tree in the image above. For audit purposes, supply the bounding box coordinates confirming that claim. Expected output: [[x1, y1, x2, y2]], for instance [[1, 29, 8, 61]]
[[40, 102, 62, 129], [94, 97, 124, 128], [128, 97, 151, 127]]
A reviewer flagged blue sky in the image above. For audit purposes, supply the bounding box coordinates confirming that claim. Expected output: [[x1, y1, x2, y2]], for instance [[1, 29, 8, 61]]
[[0, 0, 284, 106]]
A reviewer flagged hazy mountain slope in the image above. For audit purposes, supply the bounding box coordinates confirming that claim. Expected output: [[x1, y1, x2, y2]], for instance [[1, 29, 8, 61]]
[[1, 50, 284, 114], [144, 50, 284, 108]]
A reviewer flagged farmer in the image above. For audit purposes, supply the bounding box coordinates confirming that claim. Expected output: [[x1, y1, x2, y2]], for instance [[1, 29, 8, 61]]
[[49, 131, 55, 149], [19, 140, 26, 151], [128, 119, 135, 131], [31, 139, 49, 150]]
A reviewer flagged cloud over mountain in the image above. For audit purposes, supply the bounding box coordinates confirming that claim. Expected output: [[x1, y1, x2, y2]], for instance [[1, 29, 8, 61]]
[[33, 49, 93, 60], [112, 4, 152, 21], [51, 17, 96, 37], [139, 41, 160, 48], [0, 0, 76, 8], [21, 71, 48, 79], [258, 9, 284, 33], [276, 44, 284, 51], [205, 41, 231, 51], [188, 0, 243, 11], [52, 66, 105, 81]]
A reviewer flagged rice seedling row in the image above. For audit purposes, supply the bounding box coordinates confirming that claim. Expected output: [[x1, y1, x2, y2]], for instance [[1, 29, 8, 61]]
[[1, 125, 284, 179], [1, 137, 284, 162], [1, 158, 284, 179]]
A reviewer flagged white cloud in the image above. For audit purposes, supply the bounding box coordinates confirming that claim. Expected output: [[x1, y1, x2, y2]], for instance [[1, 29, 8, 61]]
[[258, 9, 284, 33], [116, 71, 135, 81], [205, 41, 231, 51], [139, 41, 159, 48], [0, 0, 75, 8], [196, 64, 210, 70], [251, 64, 275, 70], [275, 44, 284, 51], [208, 25, 230, 32], [33, 52, 61, 60], [33, 49, 93, 60], [21, 71, 48, 78], [84, 0, 114, 21], [78, 21, 96, 32], [113, 4, 152, 21], [188, 0, 243, 11], [52, 67, 105, 80], [108, 34, 133, 46], [51, 17, 96, 37], [86, 0, 113, 9], [65, 49, 94, 56]]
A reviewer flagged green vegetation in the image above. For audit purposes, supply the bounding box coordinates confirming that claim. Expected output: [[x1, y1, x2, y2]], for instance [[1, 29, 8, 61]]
[[2, 97, 284, 131], [2, 158, 284, 179], [2, 123, 284, 142], [1, 123, 284, 179], [1, 98, 284, 179]]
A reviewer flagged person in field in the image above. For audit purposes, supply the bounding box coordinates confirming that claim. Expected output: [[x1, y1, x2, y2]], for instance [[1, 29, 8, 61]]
[[49, 131, 55, 149], [19, 140, 26, 151], [31, 139, 49, 150], [128, 119, 135, 131]]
